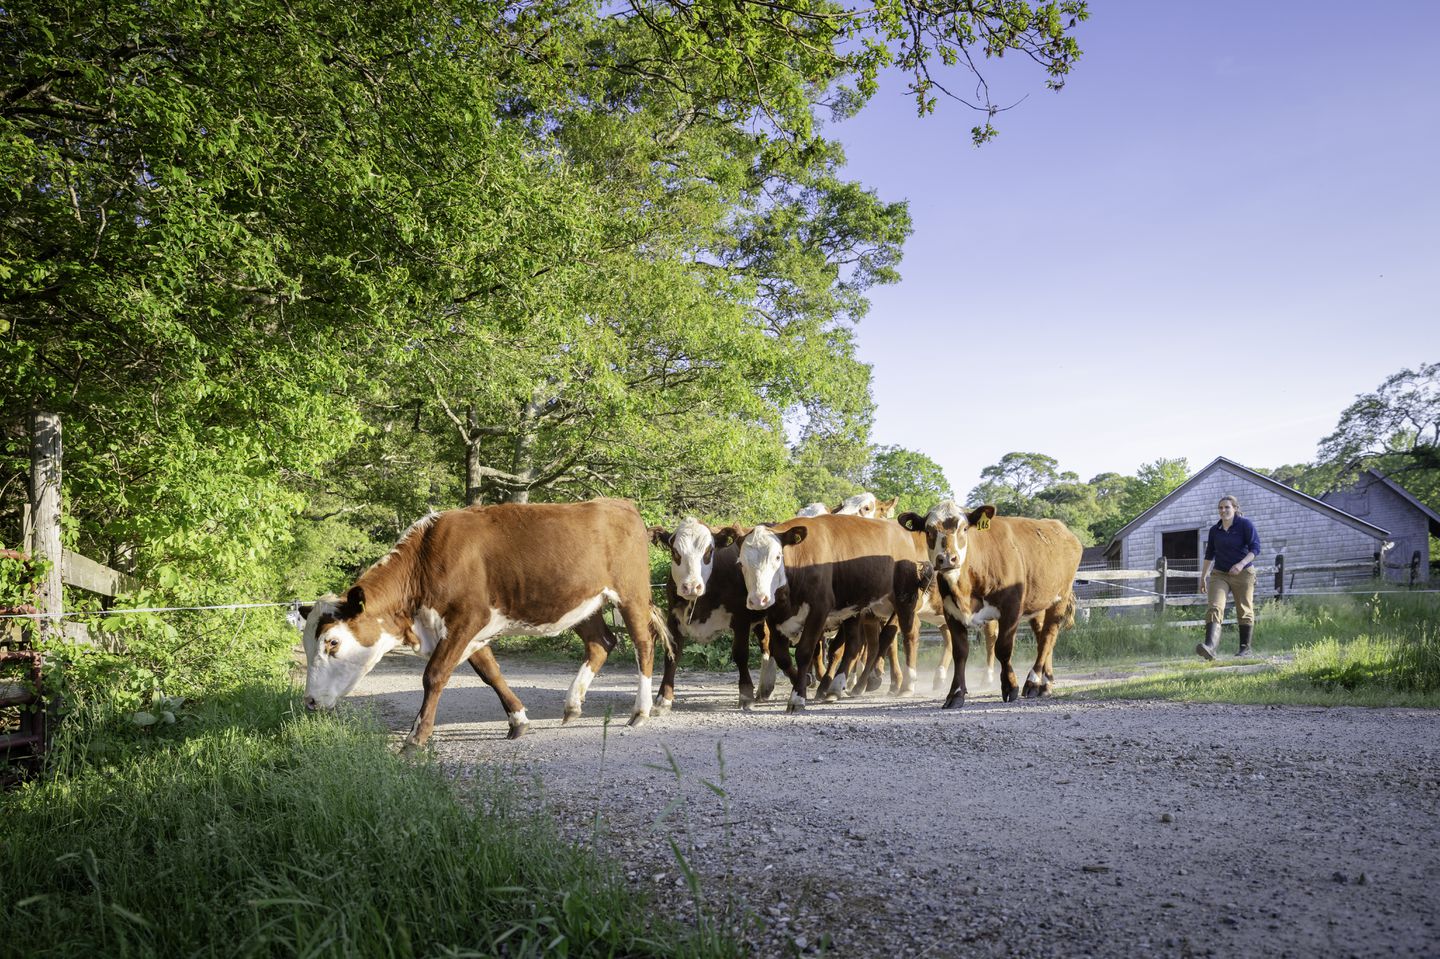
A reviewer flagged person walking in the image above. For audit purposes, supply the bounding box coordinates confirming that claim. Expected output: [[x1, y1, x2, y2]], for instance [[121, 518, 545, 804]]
[[1196, 495, 1261, 659]]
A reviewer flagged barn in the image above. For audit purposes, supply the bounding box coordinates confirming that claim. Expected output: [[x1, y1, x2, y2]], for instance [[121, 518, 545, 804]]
[[1320, 469, 1440, 584], [1101, 457, 1391, 597]]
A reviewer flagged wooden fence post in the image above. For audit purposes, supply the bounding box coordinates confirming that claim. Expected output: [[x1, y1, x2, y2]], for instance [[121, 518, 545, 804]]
[[1410, 551, 1421, 589], [1154, 556, 1167, 617], [1274, 554, 1285, 600], [27, 412, 62, 636]]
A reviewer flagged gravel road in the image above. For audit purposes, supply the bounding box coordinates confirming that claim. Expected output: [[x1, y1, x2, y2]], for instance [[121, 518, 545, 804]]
[[345, 652, 1440, 958]]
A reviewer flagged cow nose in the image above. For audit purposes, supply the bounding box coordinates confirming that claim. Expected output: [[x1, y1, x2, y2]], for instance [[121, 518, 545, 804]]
[[681, 581, 704, 598], [748, 593, 772, 610], [304, 695, 319, 712]]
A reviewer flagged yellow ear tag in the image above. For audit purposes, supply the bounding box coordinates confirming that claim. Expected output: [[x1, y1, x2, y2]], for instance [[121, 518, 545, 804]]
[[976, 515, 991, 531]]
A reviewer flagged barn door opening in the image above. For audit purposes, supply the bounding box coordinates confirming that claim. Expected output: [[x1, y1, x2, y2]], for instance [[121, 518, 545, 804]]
[[1161, 529, 1200, 594]]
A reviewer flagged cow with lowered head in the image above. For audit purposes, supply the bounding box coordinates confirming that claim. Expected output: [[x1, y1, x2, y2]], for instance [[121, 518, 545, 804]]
[[898, 501, 1081, 707], [299, 498, 667, 749], [715, 513, 931, 712]]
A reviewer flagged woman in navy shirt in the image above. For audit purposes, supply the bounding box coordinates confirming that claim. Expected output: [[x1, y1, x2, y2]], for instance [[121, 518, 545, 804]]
[[1196, 494, 1261, 659]]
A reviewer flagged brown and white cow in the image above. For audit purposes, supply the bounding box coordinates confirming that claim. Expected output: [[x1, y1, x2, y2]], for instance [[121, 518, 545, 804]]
[[715, 513, 930, 712], [898, 501, 1081, 707], [650, 518, 794, 710], [299, 498, 667, 749]]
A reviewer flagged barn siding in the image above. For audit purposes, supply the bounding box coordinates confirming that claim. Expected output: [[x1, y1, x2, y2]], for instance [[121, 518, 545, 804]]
[[1119, 463, 1386, 597], [1322, 479, 1431, 583]]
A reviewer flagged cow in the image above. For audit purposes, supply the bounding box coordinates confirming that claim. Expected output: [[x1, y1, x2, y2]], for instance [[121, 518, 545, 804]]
[[649, 518, 795, 710], [715, 513, 931, 712], [898, 501, 1082, 707], [796, 492, 899, 520], [298, 498, 668, 749]]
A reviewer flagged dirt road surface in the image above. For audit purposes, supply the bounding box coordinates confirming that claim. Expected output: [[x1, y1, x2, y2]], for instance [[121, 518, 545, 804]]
[[346, 653, 1439, 958]]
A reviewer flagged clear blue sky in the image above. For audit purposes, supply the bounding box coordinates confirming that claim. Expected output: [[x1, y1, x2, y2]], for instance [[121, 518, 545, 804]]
[[834, 1, 1440, 499]]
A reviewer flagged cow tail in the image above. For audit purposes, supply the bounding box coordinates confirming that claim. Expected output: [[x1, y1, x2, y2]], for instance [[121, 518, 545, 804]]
[[1059, 589, 1077, 630], [648, 603, 676, 660]]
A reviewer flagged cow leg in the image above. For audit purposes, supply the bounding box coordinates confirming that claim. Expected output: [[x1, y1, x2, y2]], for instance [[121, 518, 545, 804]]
[[467, 646, 529, 739], [931, 624, 953, 692], [656, 610, 683, 714], [755, 623, 776, 701], [733, 625, 756, 709], [822, 619, 865, 703], [563, 614, 617, 724], [405, 612, 489, 751], [788, 613, 829, 713], [616, 600, 657, 728], [995, 618, 1022, 703], [856, 620, 890, 695], [983, 620, 999, 685], [941, 618, 971, 709], [1023, 608, 1063, 698]]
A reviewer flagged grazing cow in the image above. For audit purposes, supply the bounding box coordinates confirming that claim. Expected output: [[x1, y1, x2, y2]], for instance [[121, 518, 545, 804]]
[[650, 519, 794, 709], [715, 514, 930, 711], [299, 498, 667, 748], [898, 501, 1081, 707]]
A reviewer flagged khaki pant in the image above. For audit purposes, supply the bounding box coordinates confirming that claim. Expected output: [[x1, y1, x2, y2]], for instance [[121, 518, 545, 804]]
[[1206, 567, 1256, 626]]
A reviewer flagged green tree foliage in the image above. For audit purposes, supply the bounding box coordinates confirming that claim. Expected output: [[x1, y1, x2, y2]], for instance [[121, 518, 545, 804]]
[[968, 451, 1073, 514], [1116, 457, 1190, 525], [864, 445, 951, 515], [1315, 362, 1440, 506]]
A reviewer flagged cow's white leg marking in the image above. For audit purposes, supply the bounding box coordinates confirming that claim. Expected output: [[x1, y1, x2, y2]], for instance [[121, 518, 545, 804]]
[[1026, 668, 1042, 685], [565, 663, 596, 716], [632, 673, 653, 721], [508, 709, 529, 729], [829, 670, 847, 698], [758, 653, 777, 696], [788, 690, 807, 712]]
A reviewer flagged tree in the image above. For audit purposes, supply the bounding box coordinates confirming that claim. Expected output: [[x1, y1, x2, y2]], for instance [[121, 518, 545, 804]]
[[1317, 363, 1440, 501], [968, 451, 1073, 515], [1116, 457, 1190, 524], [865, 446, 951, 516]]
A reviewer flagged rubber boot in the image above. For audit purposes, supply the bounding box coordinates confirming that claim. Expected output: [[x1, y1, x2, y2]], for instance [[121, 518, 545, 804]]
[[1235, 623, 1254, 657], [1195, 622, 1221, 661]]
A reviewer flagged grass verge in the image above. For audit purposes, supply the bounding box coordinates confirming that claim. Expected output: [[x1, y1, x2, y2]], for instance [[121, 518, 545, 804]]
[[0, 681, 738, 958]]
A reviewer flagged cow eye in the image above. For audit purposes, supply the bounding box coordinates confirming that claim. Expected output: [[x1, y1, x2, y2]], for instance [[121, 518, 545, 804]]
[[702, 547, 713, 564], [323, 636, 340, 656]]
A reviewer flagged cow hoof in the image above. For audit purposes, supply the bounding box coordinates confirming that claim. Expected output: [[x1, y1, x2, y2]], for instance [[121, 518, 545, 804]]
[[654, 697, 674, 715], [1001, 689, 1019, 703], [821, 690, 842, 704], [627, 711, 649, 729], [398, 740, 423, 756], [1035, 684, 1052, 698], [1022, 680, 1038, 698], [755, 689, 773, 702], [507, 722, 529, 741], [561, 707, 581, 725], [786, 700, 807, 714], [941, 693, 965, 709], [865, 673, 884, 693]]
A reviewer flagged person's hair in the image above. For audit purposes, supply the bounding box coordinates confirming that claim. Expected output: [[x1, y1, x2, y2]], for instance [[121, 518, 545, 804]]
[[1218, 494, 1243, 516]]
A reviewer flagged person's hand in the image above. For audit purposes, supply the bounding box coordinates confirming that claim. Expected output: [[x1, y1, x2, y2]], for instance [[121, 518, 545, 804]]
[[1230, 563, 1245, 575], [1199, 574, 1208, 591]]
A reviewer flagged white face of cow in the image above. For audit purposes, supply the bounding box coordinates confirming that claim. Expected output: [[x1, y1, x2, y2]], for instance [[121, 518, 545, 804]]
[[666, 518, 715, 600], [739, 526, 788, 610], [301, 596, 404, 710], [900, 500, 993, 573], [835, 492, 878, 517], [795, 502, 829, 518]]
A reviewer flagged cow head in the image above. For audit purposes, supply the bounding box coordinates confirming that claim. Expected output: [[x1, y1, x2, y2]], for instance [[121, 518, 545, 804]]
[[299, 585, 406, 710], [718, 524, 807, 610], [833, 492, 877, 517], [897, 501, 996, 573], [651, 518, 715, 600], [795, 502, 830, 518]]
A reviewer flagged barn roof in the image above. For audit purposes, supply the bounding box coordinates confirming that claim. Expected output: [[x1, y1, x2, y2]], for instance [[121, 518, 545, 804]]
[[1327, 469, 1440, 538], [1105, 456, 1391, 553]]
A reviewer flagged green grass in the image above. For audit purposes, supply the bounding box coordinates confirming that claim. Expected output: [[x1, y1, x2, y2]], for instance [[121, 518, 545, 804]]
[[1, 682, 739, 959], [1061, 593, 1440, 707]]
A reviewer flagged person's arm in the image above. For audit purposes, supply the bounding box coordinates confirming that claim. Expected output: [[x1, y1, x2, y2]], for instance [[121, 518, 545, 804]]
[[1231, 520, 1261, 574], [1201, 533, 1214, 591]]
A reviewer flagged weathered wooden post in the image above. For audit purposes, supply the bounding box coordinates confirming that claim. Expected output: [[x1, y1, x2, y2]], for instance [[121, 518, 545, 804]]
[[1372, 551, 1382, 581], [1274, 554, 1285, 600], [1154, 556, 1168, 617], [27, 412, 62, 637], [1410, 550, 1421, 589]]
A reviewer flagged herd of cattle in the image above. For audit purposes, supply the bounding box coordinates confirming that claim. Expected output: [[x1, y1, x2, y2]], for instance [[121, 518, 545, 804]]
[[298, 494, 1083, 750]]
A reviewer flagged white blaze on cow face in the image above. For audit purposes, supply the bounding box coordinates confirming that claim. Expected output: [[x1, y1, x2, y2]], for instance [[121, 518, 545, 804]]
[[667, 518, 716, 600], [923, 500, 970, 571], [302, 600, 403, 710], [739, 526, 788, 610]]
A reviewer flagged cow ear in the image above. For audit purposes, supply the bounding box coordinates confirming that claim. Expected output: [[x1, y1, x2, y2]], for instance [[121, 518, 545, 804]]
[[344, 585, 366, 614], [714, 526, 745, 549], [288, 602, 312, 630], [968, 505, 997, 530], [780, 526, 807, 547], [897, 512, 926, 532], [649, 526, 673, 548], [876, 497, 898, 518]]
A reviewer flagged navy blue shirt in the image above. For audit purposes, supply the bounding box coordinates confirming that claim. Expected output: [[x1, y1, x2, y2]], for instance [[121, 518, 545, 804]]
[[1205, 516, 1261, 572]]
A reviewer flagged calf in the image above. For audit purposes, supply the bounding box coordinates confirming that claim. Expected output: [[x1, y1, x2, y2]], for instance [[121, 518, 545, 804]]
[[650, 519, 794, 709], [299, 498, 666, 748], [898, 502, 1081, 707], [715, 513, 930, 711]]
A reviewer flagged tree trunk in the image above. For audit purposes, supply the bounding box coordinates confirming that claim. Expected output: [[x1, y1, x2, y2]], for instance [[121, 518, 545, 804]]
[[464, 406, 485, 506]]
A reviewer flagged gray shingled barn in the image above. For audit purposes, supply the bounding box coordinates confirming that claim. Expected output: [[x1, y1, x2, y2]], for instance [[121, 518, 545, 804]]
[[1320, 469, 1440, 584], [1102, 457, 1391, 597]]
